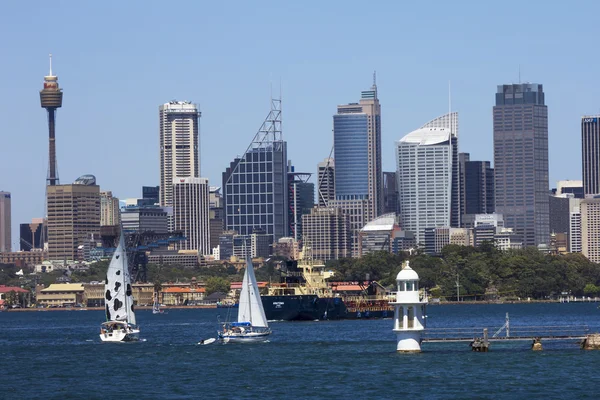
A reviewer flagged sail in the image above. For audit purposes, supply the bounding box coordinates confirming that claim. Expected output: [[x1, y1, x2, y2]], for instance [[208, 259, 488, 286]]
[[104, 231, 136, 325], [237, 257, 268, 328]]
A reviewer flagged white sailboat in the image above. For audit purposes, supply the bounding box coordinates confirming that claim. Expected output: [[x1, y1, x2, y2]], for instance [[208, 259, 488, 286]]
[[152, 291, 165, 314], [218, 255, 271, 343], [99, 230, 140, 342]]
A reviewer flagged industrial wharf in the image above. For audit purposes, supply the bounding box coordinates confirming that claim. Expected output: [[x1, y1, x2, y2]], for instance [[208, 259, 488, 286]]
[[421, 313, 598, 351]]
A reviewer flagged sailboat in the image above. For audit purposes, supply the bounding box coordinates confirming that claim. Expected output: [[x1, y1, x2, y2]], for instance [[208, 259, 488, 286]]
[[152, 291, 165, 314], [218, 255, 271, 343], [99, 230, 140, 342]]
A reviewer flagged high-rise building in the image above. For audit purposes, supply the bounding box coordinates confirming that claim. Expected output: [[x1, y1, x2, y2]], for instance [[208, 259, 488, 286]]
[[333, 79, 382, 221], [209, 186, 224, 250], [396, 127, 457, 245], [222, 98, 288, 242], [459, 153, 494, 224], [422, 112, 461, 227], [141, 186, 160, 206], [159, 101, 200, 207], [100, 191, 120, 226], [40, 54, 63, 187], [317, 158, 335, 207], [494, 83, 549, 247], [19, 218, 45, 251], [173, 177, 210, 255], [0, 192, 11, 252], [582, 116, 600, 196], [301, 207, 351, 262], [570, 205, 582, 253], [288, 166, 314, 241], [581, 197, 600, 262], [382, 172, 399, 215], [121, 206, 168, 233], [46, 175, 100, 261], [556, 180, 584, 199]]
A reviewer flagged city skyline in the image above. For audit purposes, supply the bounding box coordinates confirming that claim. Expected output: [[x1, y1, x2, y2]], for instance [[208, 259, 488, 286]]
[[2, 1, 600, 246]]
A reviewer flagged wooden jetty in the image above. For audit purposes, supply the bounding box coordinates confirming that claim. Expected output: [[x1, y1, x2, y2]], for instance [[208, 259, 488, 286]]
[[421, 313, 597, 351]]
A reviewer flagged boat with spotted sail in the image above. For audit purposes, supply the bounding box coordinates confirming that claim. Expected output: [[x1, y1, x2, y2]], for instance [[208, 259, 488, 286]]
[[99, 229, 140, 342], [218, 255, 271, 343]]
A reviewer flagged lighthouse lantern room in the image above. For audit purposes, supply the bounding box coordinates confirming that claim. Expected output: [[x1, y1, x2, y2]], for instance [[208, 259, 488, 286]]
[[390, 260, 427, 352]]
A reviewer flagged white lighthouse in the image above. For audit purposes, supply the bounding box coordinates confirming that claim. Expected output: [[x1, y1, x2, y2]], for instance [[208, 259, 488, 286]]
[[390, 260, 427, 352]]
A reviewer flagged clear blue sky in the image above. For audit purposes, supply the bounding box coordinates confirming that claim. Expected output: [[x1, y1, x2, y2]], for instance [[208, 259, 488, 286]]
[[1, 0, 599, 250]]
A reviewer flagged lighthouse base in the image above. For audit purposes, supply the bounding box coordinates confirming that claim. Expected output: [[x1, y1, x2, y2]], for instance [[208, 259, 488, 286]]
[[395, 331, 422, 352]]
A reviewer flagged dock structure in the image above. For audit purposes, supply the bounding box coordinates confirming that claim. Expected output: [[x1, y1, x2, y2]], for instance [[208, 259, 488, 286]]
[[421, 313, 593, 351]]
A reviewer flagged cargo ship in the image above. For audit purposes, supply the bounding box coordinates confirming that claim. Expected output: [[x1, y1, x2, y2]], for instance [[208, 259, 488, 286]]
[[261, 256, 393, 321]]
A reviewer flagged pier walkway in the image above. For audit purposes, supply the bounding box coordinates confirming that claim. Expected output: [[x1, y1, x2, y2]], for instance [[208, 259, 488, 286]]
[[421, 313, 590, 344]]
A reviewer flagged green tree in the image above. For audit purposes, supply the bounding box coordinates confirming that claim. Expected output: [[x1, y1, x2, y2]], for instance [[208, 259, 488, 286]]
[[204, 277, 231, 295]]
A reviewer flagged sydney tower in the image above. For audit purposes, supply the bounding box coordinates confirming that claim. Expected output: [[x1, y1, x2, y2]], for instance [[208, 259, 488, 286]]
[[39, 54, 63, 186]]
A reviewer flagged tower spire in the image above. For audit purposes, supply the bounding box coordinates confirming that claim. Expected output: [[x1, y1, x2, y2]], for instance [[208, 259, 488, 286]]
[[373, 70, 377, 87], [49, 53, 53, 76]]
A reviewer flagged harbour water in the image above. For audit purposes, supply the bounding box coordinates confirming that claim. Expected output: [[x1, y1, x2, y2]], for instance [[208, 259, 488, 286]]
[[2, 303, 600, 399]]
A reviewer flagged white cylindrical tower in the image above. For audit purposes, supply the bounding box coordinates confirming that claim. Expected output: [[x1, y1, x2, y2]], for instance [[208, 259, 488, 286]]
[[390, 260, 427, 352]]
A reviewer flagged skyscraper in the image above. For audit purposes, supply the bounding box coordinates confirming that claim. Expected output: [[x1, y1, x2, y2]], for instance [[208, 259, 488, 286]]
[[332, 78, 382, 255], [0, 192, 11, 252], [317, 158, 335, 207], [396, 127, 457, 245], [382, 172, 399, 215], [40, 54, 63, 187], [159, 101, 200, 207], [288, 165, 314, 240], [100, 190, 120, 226], [582, 116, 600, 196], [333, 78, 382, 220], [46, 175, 100, 261], [222, 98, 288, 242], [301, 207, 351, 262], [459, 152, 494, 225], [422, 112, 461, 227], [493, 83, 549, 247], [20, 218, 45, 251], [173, 177, 210, 255], [581, 197, 600, 262]]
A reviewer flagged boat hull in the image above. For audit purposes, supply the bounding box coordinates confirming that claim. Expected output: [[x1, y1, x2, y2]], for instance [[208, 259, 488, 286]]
[[261, 295, 393, 321], [99, 328, 140, 342], [219, 331, 271, 343]]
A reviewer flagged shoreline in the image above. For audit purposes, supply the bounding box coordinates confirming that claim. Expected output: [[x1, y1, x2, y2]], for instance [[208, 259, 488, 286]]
[[4, 299, 599, 311]]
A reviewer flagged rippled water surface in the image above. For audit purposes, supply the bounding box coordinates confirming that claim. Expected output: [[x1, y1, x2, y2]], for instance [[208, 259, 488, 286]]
[[2, 303, 600, 399]]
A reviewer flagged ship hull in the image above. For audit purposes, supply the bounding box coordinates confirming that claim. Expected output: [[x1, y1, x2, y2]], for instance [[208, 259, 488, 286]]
[[262, 295, 393, 321]]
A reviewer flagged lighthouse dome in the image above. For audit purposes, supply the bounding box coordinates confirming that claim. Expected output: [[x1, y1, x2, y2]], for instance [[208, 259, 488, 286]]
[[396, 261, 419, 281]]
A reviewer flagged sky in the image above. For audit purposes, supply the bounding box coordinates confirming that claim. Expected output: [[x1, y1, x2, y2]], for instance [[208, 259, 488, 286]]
[[1, 0, 599, 250]]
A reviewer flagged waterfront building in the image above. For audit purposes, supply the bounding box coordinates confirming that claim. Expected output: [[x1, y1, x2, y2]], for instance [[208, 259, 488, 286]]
[[147, 252, 200, 268], [159, 101, 200, 208], [222, 98, 288, 242], [383, 172, 399, 215], [0, 251, 45, 267], [46, 176, 100, 261], [173, 177, 210, 255], [301, 207, 351, 262], [581, 197, 600, 262], [317, 158, 335, 207], [582, 116, 600, 196], [121, 205, 168, 233], [100, 190, 120, 226], [459, 153, 494, 226], [396, 127, 458, 246], [0, 191, 11, 252], [20, 218, 45, 251], [37, 283, 84, 307], [288, 165, 314, 241], [494, 83, 549, 247], [333, 79, 382, 254]]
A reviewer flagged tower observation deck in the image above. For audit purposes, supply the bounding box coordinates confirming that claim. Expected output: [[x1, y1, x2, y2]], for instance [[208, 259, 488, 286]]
[[40, 54, 63, 186]]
